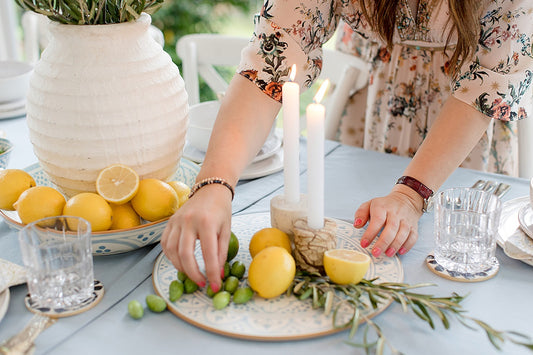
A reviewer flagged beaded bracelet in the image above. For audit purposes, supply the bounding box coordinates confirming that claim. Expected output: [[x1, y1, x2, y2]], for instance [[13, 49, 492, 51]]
[[188, 177, 235, 201]]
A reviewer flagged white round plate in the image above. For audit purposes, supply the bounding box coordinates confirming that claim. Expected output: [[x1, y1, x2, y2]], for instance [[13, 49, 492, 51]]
[[518, 204, 533, 239], [0, 158, 200, 255], [240, 149, 283, 180], [183, 129, 282, 165], [0, 289, 9, 324], [0, 98, 25, 112], [0, 106, 25, 120], [496, 197, 533, 266], [152, 212, 404, 341]]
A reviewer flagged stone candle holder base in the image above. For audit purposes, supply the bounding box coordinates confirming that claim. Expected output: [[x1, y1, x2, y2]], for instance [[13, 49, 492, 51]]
[[270, 194, 307, 241], [292, 217, 337, 274]]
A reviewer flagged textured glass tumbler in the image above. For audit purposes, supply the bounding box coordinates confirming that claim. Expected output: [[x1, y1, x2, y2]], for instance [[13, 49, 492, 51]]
[[434, 188, 502, 274], [19, 216, 94, 310]]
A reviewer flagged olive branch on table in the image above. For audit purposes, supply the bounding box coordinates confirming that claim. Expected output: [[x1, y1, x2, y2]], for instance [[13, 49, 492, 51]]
[[287, 271, 533, 354]]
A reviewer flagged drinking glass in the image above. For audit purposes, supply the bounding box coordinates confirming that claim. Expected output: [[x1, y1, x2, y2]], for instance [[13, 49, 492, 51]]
[[434, 188, 502, 274], [18, 216, 94, 310]]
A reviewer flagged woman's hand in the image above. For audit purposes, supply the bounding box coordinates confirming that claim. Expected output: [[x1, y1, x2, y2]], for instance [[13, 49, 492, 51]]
[[161, 184, 233, 294], [354, 184, 423, 257]]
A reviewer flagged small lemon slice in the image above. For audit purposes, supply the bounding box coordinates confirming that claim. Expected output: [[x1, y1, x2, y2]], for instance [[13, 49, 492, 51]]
[[96, 164, 139, 205], [323, 249, 370, 285]]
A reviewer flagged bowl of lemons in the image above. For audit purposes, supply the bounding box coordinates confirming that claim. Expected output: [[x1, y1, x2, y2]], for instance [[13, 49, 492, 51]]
[[0, 159, 199, 255], [0, 138, 14, 169]]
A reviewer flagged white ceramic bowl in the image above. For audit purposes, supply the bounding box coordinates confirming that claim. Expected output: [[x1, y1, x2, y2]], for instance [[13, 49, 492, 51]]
[[0, 61, 33, 103], [0, 138, 14, 169], [0, 159, 200, 255], [186, 100, 220, 152]]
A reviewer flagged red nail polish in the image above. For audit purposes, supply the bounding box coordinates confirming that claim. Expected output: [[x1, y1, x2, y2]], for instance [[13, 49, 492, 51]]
[[385, 248, 395, 257], [198, 281, 206, 288], [398, 247, 407, 255], [211, 283, 220, 293], [354, 218, 363, 227], [221, 267, 225, 278], [360, 239, 370, 248], [372, 248, 381, 257]]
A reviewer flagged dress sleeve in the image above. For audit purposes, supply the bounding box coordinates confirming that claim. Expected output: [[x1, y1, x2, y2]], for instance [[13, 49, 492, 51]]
[[451, 0, 533, 121], [236, 0, 341, 102]]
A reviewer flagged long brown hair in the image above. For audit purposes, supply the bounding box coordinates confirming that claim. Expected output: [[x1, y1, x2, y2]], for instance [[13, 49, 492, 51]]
[[359, 0, 486, 77]]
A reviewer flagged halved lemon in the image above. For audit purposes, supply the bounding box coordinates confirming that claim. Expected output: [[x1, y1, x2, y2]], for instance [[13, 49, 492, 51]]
[[323, 249, 370, 285], [96, 164, 139, 205]]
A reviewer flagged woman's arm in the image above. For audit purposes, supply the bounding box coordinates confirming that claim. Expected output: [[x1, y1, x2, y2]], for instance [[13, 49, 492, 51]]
[[161, 75, 281, 292], [354, 96, 491, 257]]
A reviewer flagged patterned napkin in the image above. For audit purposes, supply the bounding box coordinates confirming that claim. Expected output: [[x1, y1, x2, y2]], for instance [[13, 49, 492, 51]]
[[0, 259, 27, 293], [503, 228, 533, 263]]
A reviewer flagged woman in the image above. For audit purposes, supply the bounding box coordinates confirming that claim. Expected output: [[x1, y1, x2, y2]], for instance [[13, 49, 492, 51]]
[[162, 0, 532, 292]]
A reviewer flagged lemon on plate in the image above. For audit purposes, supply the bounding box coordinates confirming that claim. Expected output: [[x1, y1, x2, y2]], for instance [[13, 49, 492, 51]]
[[96, 164, 139, 205], [14, 186, 66, 224], [0, 169, 36, 210], [131, 178, 178, 222], [323, 249, 370, 285], [167, 180, 190, 208], [63, 192, 113, 231], [248, 246, 296, 299], [249, 227, 291, 258], [109, 202, 141, 230]]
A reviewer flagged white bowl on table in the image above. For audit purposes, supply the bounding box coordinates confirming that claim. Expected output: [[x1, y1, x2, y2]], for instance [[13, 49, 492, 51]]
[[186, 100, 220, 152], [0, 61, 33, 104], [0, 138, 14, 169]]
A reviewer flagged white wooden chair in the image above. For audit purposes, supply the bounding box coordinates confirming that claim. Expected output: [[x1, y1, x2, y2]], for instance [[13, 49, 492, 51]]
[[176, 33, 370, 138]]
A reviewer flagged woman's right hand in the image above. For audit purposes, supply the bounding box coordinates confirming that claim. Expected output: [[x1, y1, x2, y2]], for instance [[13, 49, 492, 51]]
[[161, 183, 233, 294]]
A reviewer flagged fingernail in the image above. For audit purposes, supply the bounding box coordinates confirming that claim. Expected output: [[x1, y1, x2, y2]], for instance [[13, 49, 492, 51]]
[[221, 267, 225, 278], [360, 239, 370, 248], [211, 283, 220, 293], [354, 218, 363, 227], [198, 281, 206, 288], [372, 247, 382, 257], [385, 247, 396, 257], [398, 247, 407, 255]]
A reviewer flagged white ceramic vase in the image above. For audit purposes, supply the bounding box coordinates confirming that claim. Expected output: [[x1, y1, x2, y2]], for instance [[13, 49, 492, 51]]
[[26, 13, 188, 196]]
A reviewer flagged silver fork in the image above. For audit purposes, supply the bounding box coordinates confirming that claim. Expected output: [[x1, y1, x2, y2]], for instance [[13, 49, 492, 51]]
[[471, 179, 511, 198], [0, 314, 56, 355]]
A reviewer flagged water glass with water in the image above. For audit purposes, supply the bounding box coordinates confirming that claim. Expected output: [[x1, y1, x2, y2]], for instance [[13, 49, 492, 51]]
[[434, 187, 502, 274], [19, 216, 94, 310]]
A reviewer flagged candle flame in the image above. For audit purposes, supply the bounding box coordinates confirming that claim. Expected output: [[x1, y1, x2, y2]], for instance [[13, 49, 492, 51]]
[[313, 79, 329, 104], [289, 64, 297, 82]]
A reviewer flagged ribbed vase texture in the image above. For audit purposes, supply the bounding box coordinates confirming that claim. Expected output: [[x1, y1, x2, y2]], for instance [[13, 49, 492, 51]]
[[26, 14, 188, 196]]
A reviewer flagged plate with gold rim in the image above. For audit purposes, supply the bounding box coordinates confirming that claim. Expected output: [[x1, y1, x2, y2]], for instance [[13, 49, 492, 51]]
[[152, 212, 403, 341], [0, 158, 200, 255]]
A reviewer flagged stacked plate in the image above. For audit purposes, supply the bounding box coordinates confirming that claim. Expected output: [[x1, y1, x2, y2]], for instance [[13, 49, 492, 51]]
[[0, 60, 33, 120], [184, 101, 284, 180], [497, 197, 533, 266]]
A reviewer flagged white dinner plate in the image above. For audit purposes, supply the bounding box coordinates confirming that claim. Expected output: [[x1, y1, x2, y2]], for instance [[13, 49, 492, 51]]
[[0, 289, 9, 324], [0, 106, 26, 120], [0, 98, 25, 112], [152, 212, 404, 341], [496, 196, 533, 266], [239, 149, 283, 180], [183, 129, 283, 165], [518, 204, 533, 239]]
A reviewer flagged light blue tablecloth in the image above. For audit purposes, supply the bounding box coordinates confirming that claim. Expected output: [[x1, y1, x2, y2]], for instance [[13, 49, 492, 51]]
[[1, 115, 532, 355]]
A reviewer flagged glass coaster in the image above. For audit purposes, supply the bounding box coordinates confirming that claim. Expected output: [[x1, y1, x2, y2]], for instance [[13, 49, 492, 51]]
[[24, 280, 104, 318], [425, 254, 499, 282]]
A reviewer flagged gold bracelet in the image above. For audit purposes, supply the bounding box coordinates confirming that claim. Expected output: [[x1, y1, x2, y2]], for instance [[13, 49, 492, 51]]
[[189, 177, 235, 201]]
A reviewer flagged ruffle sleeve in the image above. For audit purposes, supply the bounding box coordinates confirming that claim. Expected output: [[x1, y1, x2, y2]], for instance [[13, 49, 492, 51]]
[[236, 0, 341, 102], [451, 0, 533, 121]]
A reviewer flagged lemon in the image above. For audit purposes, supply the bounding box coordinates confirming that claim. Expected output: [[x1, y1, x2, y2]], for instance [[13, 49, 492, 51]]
[[109, 202, 141, 230], [248, 246, 295, 299], [63, 192, 113, 231], [14, 186, 66, 225], [131, 179, 178, 222], [0, 169, 36, 210], [95, 164, 139, 205], [323, 249, 370, 285], [167, 180, 190, 208], [249, 227, 291, 258]]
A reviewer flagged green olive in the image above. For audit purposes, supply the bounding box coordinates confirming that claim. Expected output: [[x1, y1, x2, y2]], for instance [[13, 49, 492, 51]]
[[233, 287, 254, 304], [169, 280, 184, 302], [127, 300, 144, 319], [184, 278, 199, 294], [213, 291, 231, 310], [224, 276, 239, 294], [177, 270, 188, 282], [230, 260, 246, 279], [145, 294, 166, 313]]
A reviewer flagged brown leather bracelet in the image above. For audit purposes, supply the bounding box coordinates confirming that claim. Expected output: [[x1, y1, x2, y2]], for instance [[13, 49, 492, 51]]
[[396, 176, 434, 212]]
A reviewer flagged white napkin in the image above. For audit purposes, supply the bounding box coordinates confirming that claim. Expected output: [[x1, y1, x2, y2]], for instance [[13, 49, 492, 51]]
[[0, 259, 27, 293]]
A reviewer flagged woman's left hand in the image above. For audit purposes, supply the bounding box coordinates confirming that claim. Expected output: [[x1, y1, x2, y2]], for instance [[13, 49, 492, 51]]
[[353, 184, 423, 257]]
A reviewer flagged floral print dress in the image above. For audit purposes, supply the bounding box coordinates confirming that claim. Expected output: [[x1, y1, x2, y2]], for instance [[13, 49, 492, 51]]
[[236, 0, 533, 176]]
